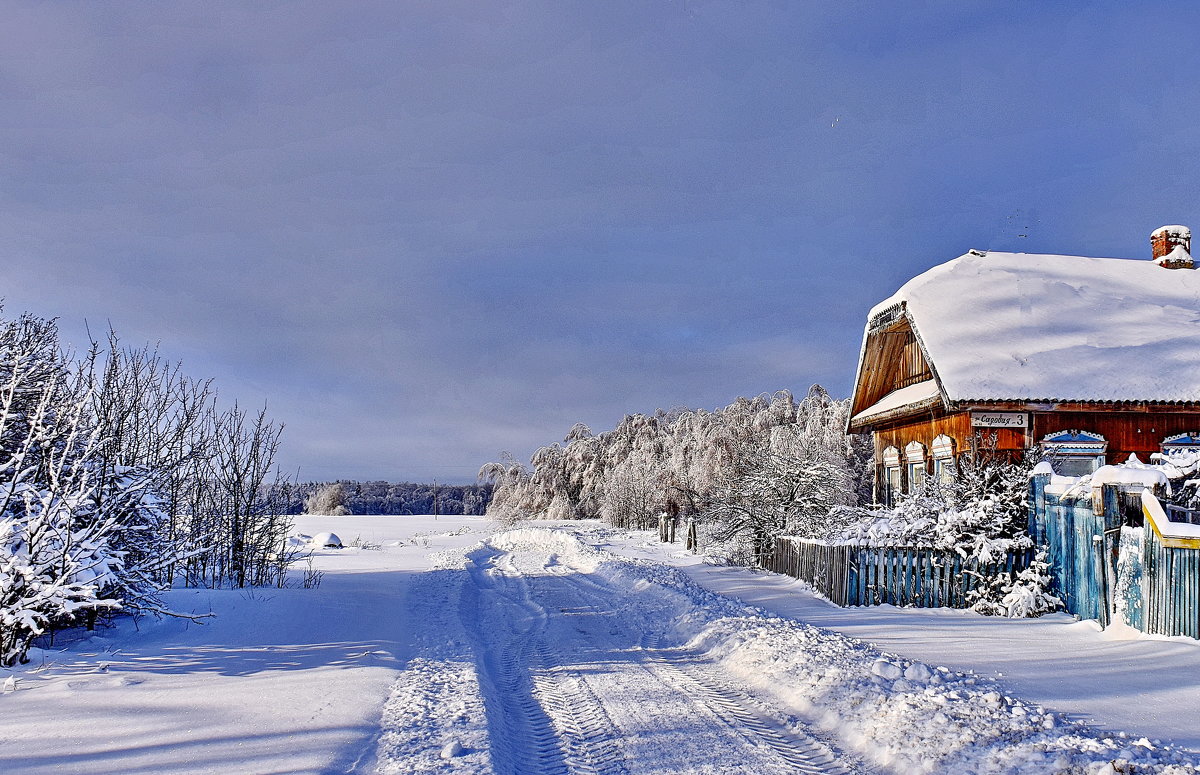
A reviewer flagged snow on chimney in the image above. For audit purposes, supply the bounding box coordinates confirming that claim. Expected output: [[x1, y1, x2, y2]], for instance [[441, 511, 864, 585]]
[[1152, 225, 1193, 269]]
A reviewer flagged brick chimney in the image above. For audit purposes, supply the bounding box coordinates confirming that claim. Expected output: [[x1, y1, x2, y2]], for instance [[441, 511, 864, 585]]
[[1152, 225, 1193, 269]]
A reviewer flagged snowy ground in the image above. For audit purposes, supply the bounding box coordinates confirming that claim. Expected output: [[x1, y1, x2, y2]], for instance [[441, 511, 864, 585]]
[[0, 515, 488, 775], [577, 523, 1200, 753], [3, 516, 1200, 774]]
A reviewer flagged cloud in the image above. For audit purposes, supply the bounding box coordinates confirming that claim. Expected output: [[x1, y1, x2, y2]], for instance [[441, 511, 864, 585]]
[[1, 1, 1198, 480]]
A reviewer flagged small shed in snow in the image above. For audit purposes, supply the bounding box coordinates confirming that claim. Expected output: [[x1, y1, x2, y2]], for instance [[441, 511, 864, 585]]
[[849, 226, 1200, 504]]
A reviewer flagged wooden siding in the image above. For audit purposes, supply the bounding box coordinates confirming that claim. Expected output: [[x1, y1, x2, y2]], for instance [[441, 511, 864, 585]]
[[869, 409, 1200, 483], [1031, 411, 1200, 462]]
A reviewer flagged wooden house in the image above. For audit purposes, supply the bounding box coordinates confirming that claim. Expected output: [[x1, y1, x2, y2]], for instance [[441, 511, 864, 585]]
[[848, 226, 1200, 505]]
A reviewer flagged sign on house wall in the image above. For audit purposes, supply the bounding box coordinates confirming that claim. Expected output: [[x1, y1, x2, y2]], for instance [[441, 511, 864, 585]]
[[971, 411, 1029, 429]]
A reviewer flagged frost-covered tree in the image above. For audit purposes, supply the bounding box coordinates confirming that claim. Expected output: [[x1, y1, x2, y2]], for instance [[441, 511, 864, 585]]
[[0, 311, 292, 665], [481, 385, 872, 561], [478, 453, 535, 526], [700, 389, 866, 566], [0, 317, 197, 664], [305, 482, 351, 516]]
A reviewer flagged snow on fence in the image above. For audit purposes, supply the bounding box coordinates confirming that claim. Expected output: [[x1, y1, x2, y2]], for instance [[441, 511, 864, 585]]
[[766, 538, 1033, 609], [1029, 474, 1200, 637]]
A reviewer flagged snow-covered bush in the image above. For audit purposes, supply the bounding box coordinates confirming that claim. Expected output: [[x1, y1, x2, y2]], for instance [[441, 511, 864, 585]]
[[0, 311, 291, 665], [998, 551, 1062, 618], [830, 452, 1055, 617], [304, 482, 351, 516]]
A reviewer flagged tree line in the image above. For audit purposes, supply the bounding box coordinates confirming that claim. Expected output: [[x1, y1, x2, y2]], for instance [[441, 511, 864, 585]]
[[1, 313, 289, 666], [480, 385, 1056, 616], [287, 480, 492, 516]]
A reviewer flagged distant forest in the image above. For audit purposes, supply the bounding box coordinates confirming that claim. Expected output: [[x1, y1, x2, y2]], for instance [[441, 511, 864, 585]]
[[282, 481, 493, 516]]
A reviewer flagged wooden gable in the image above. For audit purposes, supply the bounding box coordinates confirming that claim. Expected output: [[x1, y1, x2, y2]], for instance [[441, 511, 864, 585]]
[[849, 305, 941, 428]]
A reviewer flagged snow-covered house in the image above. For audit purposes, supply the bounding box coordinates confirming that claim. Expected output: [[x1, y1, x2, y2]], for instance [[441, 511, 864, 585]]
[[848, 226, 1200, 504]]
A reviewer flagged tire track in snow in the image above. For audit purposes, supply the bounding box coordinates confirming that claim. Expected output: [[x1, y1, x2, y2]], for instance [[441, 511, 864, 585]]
[[639, 632, 848, 775], [467, 540, 859, 774], [531, 552, 854, 774], [462, 548, 627, 775], [531, 646, 628, 775]]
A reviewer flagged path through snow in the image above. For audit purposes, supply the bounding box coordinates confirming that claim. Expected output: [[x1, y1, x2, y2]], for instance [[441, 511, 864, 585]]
[[463, 540, 849, 774]]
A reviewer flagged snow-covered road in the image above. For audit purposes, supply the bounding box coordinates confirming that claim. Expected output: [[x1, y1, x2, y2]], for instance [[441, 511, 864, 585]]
[[459, 541, 850, 775]]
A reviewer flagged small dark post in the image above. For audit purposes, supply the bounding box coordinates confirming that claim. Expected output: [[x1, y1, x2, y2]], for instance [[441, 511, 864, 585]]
[[686, 518, 698, 552]]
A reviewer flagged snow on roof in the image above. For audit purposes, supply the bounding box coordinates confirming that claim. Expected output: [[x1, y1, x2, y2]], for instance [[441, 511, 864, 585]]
[[850, 379, 941, 425], [869, 251, 1200, 403]]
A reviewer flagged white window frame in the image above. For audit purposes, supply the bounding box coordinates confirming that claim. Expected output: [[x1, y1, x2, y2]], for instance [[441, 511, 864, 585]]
[[1162, 432, 1200, 454], [904, 441, 927, 493], [1040, 430, 1107, 477], [882, 446, 901, 506], [931, 434, 955, 485]]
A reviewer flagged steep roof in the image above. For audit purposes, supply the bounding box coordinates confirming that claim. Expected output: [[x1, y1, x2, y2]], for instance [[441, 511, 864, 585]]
[[865, 251, 1200, 404]]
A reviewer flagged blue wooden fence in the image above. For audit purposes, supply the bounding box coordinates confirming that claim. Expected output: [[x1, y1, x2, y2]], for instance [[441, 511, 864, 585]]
[[767, 538, 1033, 609], [1137, 493, 1200, 637], [1028, 475, 1200, 637], [1027, 476, 1121, 626]]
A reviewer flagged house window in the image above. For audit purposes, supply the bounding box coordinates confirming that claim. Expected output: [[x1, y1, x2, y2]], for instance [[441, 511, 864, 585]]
[[882, 446, 901, 506], [1040, 430, 1107, 477], [931, 434, 955, 485], [1162, 432, 1200, 455], [904, 441, 927, 493]]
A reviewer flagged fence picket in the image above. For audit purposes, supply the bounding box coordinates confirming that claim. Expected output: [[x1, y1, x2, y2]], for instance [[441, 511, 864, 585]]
[[766, 537, 1034, 612]]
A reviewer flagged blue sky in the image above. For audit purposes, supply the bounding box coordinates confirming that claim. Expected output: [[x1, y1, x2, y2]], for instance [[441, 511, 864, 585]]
[[1, 1, 1198, 481]]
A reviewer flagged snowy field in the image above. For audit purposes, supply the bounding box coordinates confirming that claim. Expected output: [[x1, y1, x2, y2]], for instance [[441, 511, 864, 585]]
[[3, 515, 1200, 774]]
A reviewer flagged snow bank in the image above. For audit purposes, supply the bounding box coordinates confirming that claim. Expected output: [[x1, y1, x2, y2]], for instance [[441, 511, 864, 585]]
[[310, 531, 344, 548], [374, 655, 489, 775], [373, 560, 492, 775], [570, 532, 1200, 774], [488, 527, 603, 573]]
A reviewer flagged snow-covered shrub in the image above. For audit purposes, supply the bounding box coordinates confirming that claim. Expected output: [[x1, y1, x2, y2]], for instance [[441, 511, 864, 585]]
[[304, 482, 351, 516], [998, 551, 1061, 618], [829, 452, 1055, 617]]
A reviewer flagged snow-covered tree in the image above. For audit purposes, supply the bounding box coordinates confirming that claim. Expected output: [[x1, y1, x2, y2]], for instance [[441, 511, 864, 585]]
[[0, 311, 292, 665], [481, 385, 872, 562], [305, 482, 351, 516]]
